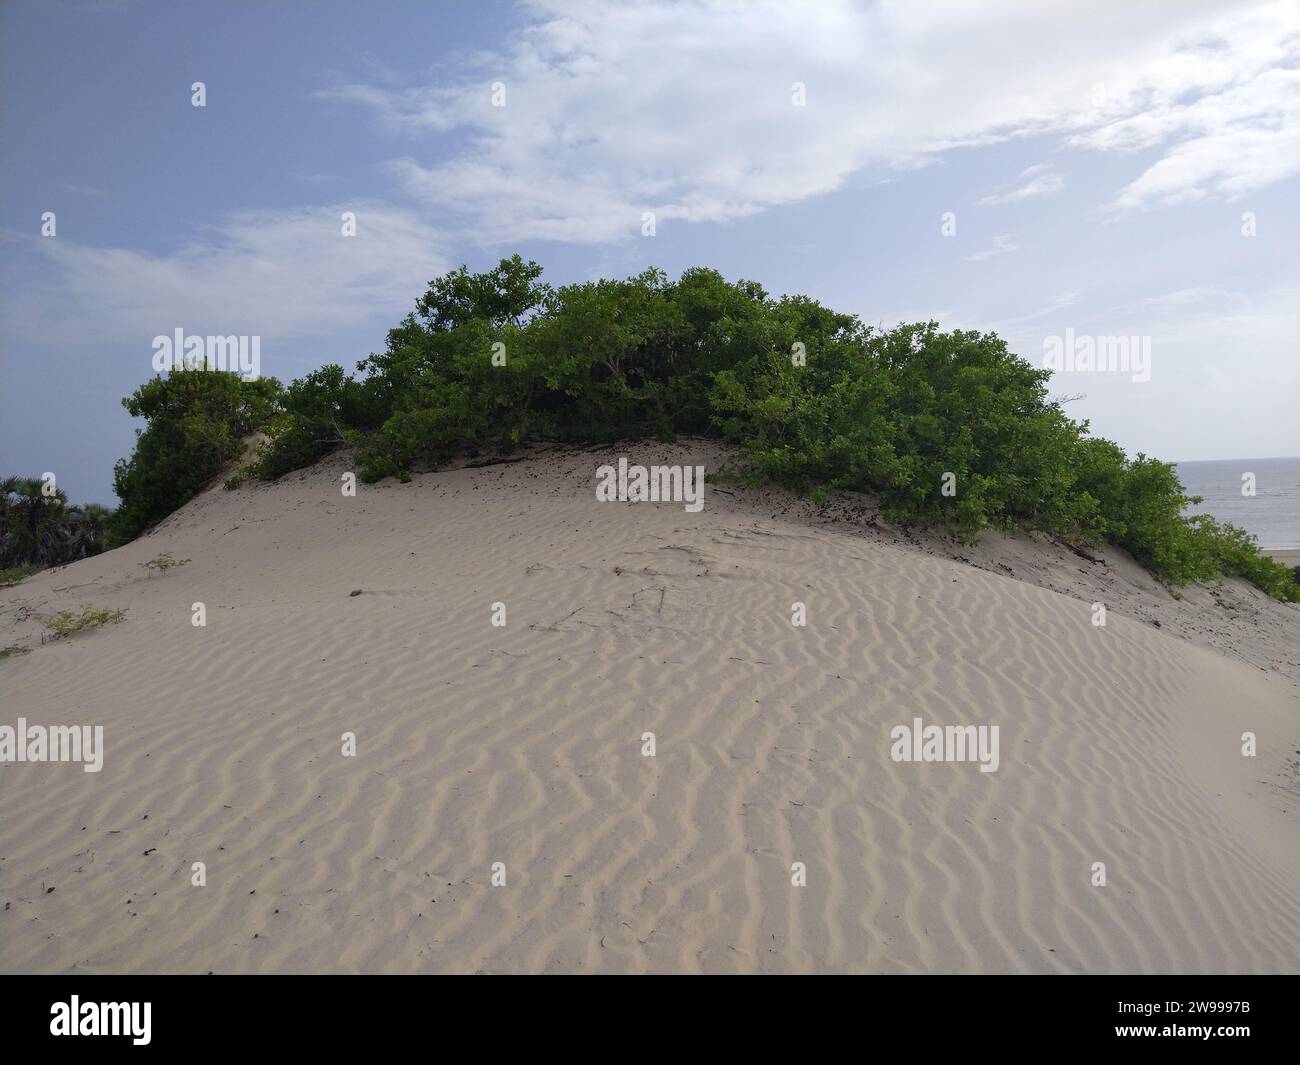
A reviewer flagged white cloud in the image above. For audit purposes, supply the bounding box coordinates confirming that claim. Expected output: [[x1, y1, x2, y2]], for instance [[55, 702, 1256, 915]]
[[58, 181, 109, 198], [978, 163, 1065, 206], [5, 203, 448, 348], [966, 234, 1018, 262], [324, 0, 1299, 243], [1113, 113, 1299, 208], [1107, 285, 1249, 315], [987, 292, 1083, 329]]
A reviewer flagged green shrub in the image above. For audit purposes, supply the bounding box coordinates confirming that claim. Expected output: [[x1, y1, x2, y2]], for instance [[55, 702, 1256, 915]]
[[184, 258, 1299, 603], [139, 553, 190, 576], [0, 563, 43, 587], [251, 364, 386, 480], [711, 321, 1104, 539], [108, 367, 281, 545], [1185, 516, 1300, 602], [45, 606, 126, 638]]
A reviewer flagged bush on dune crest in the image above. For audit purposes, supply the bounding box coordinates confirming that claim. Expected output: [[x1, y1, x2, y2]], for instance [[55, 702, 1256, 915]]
[[107, 369, 281, 546], [110, 257, 1298, 602]]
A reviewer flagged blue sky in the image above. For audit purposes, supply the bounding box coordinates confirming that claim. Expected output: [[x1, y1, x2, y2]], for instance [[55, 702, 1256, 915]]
[[2, 0, 1297, 504]]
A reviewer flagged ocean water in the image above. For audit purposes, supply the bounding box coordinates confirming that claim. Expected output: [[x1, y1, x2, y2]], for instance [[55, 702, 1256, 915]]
[[1176, 457, 1300, 550]]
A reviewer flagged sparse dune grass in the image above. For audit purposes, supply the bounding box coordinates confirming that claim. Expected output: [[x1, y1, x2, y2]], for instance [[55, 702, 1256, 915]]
[[139, 553, 190, 576], [0, 564, 42, 587], [43, 605, 125, 639]]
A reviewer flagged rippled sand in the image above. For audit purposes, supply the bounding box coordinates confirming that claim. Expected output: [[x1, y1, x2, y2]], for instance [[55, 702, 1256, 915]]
[[2, 442, 1296, 973]]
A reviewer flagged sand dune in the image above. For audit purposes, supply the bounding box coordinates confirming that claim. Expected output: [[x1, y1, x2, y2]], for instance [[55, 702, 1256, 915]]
[[1, 442, 1296, 973]]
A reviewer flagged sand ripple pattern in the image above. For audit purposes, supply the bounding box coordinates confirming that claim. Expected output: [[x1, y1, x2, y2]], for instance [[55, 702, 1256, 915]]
[[2, 446, 1296, 973]]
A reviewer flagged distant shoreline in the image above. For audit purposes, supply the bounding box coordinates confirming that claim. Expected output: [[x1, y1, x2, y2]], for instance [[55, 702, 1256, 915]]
[[1176, 457, 1300, 554], [1261, 548, 1300, 566]]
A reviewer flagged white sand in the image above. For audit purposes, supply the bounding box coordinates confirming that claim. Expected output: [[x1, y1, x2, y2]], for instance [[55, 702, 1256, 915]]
[[1, 441, 1296, 973]]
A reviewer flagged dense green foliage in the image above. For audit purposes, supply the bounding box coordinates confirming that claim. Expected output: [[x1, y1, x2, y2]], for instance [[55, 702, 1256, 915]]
[[0, 476, 110, 569], [108, 368, 281, 545], [105, 258, 1297, 601]]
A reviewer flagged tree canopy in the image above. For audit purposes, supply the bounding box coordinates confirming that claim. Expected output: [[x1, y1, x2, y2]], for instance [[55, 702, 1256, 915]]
[[97, 257, 1300, 602]]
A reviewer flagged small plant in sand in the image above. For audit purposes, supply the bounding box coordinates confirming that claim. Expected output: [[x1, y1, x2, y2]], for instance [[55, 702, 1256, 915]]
[[139, 553, 190, 576], [0, 564, 42, 587], [44, 606, 126, 639], [0, 644, 31, 659]]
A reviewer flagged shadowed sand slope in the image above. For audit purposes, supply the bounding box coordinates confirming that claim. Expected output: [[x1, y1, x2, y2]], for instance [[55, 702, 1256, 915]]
[[1, 443, 1297, 973]]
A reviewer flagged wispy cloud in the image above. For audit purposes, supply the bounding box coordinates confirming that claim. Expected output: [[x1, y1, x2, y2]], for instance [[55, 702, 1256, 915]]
[[3, 203, 449, 350], [58, 181, 109, 198], [978, 163, 1065, 206], [966, 234, 1018, 262], [986, 292, 1083, 329], [322, 0, 1299, 243]]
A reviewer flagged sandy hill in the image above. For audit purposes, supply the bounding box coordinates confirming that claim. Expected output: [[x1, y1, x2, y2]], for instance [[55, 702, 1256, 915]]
[[1, 441, 1296, 973]]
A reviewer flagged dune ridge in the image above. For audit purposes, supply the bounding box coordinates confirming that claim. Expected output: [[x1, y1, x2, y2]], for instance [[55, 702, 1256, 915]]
[[1, 442, 1296, 973]]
